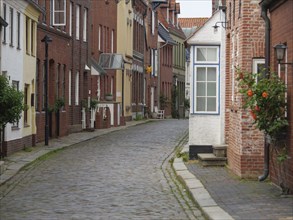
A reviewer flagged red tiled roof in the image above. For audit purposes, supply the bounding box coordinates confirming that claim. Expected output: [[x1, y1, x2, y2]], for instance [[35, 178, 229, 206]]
[[178, 17, 209, 28]]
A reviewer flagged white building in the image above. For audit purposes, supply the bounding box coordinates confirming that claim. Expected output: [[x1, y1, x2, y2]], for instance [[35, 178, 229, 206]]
[[187, 10, 226, 147], [1, 0, 40, 156]]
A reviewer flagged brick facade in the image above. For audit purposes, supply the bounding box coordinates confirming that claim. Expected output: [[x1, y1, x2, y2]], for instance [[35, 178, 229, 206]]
[[225, 0, 266, 178], [267, 0, 293, 192]]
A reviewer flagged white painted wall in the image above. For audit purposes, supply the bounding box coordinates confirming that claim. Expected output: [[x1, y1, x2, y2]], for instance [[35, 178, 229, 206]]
[[188, 10, 226, 146], [2, 0, 26, 142]]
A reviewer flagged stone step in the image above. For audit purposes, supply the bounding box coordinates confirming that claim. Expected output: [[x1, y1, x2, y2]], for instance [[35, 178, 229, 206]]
[[198, 153, 227, 167], [212, 144, 228, 157]]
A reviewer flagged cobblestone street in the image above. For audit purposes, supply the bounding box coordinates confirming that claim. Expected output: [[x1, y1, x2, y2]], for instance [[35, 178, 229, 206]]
[[0, 120, 203, 220]]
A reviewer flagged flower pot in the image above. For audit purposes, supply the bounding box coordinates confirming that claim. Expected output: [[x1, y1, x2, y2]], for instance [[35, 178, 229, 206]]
[[105, 95, 113, 101]]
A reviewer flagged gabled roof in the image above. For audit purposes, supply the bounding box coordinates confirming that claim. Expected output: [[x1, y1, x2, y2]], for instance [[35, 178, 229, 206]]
[[158, 23, 177, 45], [178, 17, 209, 29]]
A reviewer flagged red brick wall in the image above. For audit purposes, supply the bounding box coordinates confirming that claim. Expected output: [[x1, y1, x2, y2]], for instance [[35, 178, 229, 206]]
[[3, 134, 36, 156], [269, 0, 293, 192], [226, 0, 266, 178]]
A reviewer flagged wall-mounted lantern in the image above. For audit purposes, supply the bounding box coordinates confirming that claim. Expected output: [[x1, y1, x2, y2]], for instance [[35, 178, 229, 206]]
[[274, 43, 293, 65]]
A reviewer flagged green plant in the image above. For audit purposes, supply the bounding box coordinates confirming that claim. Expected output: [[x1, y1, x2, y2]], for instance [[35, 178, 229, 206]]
[[0, 75, 24, 128], [159, 94, 168, 110], [54, 97, 65, 112], [237, 70, 288, 140], [184, 98, 190, 109], [105, 93, 112, 96], [81, 99, 88, 110], [90, 98, 98, 109]]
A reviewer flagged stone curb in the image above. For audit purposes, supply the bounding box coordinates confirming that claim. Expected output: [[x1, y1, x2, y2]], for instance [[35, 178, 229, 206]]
[[0, 120, 151, 187], [173, 153, 234, 220]]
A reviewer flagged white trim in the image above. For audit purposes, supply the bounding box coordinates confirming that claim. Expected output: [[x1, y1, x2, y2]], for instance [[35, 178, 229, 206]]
[[193, 65, 219, 114], [52, 0, 66, 26]]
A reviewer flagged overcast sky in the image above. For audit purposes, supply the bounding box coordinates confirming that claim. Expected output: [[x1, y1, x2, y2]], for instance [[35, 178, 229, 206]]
[[177, 0, 212, 18]]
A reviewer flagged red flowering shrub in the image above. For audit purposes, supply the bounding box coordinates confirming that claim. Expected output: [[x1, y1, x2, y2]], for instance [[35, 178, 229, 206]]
[[237, 70, 288, 139]]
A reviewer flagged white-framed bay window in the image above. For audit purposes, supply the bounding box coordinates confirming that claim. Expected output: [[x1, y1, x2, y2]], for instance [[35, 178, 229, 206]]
[[192, 46, 220, 114]]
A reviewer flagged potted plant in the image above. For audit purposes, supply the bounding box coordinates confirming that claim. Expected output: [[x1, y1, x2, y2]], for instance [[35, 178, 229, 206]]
[[90, 98, 98, 109], [105, 93, 113, 101]]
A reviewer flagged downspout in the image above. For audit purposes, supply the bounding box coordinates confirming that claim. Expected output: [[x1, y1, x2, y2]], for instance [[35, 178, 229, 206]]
[[258, 0, 271, 182]]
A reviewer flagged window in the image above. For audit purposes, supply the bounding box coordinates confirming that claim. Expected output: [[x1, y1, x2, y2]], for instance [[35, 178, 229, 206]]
[[166, 8, 169, 23], [69, 2, 73, 36], [26, 17, 30, 54], [75, 71, 79, 105], [196, 47, 218, 63], [83, 8, 87, 42], [12, 80, 20, 127], [36, 60, 40, 111], [252, 58, 265, 80], [56, 64, 60, 98], [17, 12, 20, 49], [76, 5, 80, 40], [62, 65, 65, 100], [31, 21, 35, 55], [151, 10, 155, 35], [3, 3, 7, 43], [238, 0, 242, 19], [68, 70, 72, 105], [42, 63, 46, 110], [111, 30, 114, 53], [193, 46, 220, 114], [52, 0, 66, 26], [24, 84, 29, 125], [151, 49, 158, 76], [195, 67, 218, 113], [9, 7, 13, 46], [98, 25, 101, 50]]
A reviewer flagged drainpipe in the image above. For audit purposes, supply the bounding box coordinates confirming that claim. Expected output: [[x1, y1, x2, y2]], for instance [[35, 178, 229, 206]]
[[258, 0, 271, 182]]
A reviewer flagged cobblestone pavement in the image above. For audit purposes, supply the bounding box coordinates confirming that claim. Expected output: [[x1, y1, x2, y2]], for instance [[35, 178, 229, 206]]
[[0, 120, 204, 220], [187, 162, 293, 220]]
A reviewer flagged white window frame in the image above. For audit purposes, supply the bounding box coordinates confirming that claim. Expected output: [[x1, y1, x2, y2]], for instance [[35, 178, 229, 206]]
[[111, 30, 114, 53], [252, 58, 265, 75], [166, 8, 169, 23], [83, 8, 87, 42], [98, 25, 101, 50], [69, 70, 72, 105], [192, 46, 220, 114], [151, 10, 155, 35], [76, 5, 80, 40], [69, 2, 72, 36], [52, 0, 66, 26], [75, 71, 79, 105], [195, 46, 219, 64], [193, 65, 219, 114]]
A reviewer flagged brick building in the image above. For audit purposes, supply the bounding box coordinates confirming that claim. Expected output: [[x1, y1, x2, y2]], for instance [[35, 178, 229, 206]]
[[144, 1, 159, 118], [36, 0, 91, 142], [225, 0, 266, 178], [131, 0, 147, 119], [261, 0, 293, 193]]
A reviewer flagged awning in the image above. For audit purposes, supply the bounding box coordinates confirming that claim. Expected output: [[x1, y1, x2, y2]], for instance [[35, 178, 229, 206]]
[[158, 23, 177, 45], [91, 57, 106, 75]]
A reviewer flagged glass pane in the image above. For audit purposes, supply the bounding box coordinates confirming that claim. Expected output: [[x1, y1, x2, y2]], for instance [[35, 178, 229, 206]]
[[196, 97, 206, 111], [197, 48, 206, 61], [197, 82, 206, 96], [197, 67, 206, 81], [207, 48, 217, 61], [207, 82, 216, 96], [207, 97, 216, 111], [207, 67, 217, 81]]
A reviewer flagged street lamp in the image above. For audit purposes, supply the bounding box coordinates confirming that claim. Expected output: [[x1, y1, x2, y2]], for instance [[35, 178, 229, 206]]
[[274, 43, 293, 65], [41, 35, 52, 146]]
